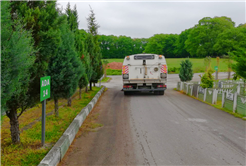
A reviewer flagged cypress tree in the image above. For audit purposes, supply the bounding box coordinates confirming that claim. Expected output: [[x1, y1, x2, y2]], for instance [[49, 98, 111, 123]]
[[66, 3, 89, 97], [179, 59, 194, 82], [10, 1, 63, 107], [86, 6, 102, 90], [1, 1, 35, 143], [47, 17, 83, 116]]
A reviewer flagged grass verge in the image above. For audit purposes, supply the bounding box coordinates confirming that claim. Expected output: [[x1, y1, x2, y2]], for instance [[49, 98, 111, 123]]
[[106, 69, 122, 75], [101, 77, 111, 83], [175, 89, 246, 120], [103, 58, 235, 74], [1, 86, 102, 166]]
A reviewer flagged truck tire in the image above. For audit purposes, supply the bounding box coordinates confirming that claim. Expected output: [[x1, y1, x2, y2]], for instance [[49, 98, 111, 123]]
[[154, 91, 159, 95], [159, 91, 164, 95], [124, 91, 130, 95]]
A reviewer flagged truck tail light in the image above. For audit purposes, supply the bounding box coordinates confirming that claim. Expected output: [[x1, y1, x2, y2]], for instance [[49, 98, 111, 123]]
[[157, 84, 166, 88], [123, 85, 132, 88], [122, 66, 129, 74]]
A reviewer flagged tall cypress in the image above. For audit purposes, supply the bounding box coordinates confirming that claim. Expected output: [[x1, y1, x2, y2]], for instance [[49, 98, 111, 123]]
[[47, 16, 83, 116], [86, 6, 103, 90], [1, 1, 35, 144]]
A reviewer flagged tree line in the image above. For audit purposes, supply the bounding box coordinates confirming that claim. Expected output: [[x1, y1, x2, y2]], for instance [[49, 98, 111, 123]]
[[1, 1, 103, 144], [99, 35, 148, 59], [99, 16, 246, 58]]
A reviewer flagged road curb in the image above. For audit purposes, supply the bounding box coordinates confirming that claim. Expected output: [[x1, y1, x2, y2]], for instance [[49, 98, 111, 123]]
[[38, 86, 105, 166]]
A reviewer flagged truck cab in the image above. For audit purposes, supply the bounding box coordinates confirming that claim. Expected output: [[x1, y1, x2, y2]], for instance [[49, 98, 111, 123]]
[[122, 54, 168, 95]]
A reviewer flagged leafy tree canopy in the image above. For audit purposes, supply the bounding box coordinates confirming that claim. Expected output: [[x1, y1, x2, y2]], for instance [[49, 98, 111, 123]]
[[185, 16, 235, 57]]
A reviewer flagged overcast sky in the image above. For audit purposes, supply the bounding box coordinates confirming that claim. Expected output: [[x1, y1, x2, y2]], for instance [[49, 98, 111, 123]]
[[57, 0, 246, 38]]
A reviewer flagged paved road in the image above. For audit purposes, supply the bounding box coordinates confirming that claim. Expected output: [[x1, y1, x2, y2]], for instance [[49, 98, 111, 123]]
[[59, 73, 245, 166]]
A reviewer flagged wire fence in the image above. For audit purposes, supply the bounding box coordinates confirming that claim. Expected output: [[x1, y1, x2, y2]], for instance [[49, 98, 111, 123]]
[[177, 81, 246, 117]]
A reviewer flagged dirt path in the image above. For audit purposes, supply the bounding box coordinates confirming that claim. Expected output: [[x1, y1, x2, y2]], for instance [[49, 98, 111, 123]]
[[59, 85, 137, 165], [107, 62, 122, 70]]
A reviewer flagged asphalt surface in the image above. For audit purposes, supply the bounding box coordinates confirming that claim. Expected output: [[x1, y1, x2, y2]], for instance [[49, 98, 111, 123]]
[[59, 73, 246, 166]]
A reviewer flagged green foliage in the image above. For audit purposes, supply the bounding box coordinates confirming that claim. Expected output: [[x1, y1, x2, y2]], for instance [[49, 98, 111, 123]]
[[168, 67, 180, 74], [66, 4, 88, 91], [65, 3, 79, 32], [106, 69, 122, 75], [175, 29, 192, 58], [144, 34, 178, 58], [1, 1, 36, 144], [200, 68, 214, 88], [86, 7, 102, 84], [214, 27, 246, 56], [10, 1, 64, 105], [47, 19, 83, 102], [179, 59, 193, 81], [99, 35, 148, 59], [185, 16, 235, 57], [230, 49, 246, 80]]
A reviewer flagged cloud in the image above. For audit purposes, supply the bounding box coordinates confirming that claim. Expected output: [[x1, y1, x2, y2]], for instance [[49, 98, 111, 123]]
[[57, 1, 245, 38]]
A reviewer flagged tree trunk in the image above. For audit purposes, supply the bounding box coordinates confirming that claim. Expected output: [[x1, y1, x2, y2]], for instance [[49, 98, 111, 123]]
[[90, 81, 92, 90], [9, 109, 20, 144], [93, 82, 96, 87], [228, 68, 231, 80], [55, 99, 59, 117], [79, 88, 82, 99], [85, 86, 88, 93], [67, 97, 72, 106]]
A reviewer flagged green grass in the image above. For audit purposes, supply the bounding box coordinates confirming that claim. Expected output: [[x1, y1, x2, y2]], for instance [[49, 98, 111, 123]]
[[106, 69, 122, 75], [177, 90, 246, 120], [166, 58, 235, 73], [103, 59, 124, 63], [101, 77, 111, 83], [103, 58, 235, 74], [1, 87, 102, 166]]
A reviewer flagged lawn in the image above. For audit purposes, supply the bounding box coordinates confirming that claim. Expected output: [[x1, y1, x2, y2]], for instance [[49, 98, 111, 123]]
[[103, 58, 235, 73], [1, 87, 102, 166]]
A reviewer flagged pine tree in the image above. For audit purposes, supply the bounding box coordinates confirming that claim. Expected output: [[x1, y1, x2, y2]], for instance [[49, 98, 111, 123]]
[[10, 1, 63, 107], [179, 59, 194, 82], [86, 6, 102, 90], [47, 18, 83, 116], [66, 3, 89, 97], [1, 1, 35, 144]]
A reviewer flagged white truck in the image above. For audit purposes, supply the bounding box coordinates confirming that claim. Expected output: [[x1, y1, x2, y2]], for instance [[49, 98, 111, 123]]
[[122, 54, 168, 95]]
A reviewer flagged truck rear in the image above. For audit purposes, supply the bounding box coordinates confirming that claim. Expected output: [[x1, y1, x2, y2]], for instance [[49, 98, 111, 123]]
[[122, 54, 168, 95]]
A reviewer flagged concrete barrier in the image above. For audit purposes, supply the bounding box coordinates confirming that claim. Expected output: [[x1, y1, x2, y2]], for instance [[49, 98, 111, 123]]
[[38, 86, 105, 166], [54, 135, 70, 159], [75, 109, 87, 126], [38, 147, 60, 166], [63, 120, 80, 145]]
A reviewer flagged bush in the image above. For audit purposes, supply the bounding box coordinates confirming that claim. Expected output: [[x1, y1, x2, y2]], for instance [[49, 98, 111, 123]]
[[168, 67, 180, 74], [179, 59, 193, 81], [200, 68, 214, 88]]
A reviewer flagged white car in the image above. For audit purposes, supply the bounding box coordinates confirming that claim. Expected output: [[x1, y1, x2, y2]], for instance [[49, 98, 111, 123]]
[[122, 54, 168, 95]]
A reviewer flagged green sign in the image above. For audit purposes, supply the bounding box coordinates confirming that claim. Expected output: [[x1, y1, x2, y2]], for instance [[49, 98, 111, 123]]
[[214, 66, 218, 71], [40, 76, 51, 102]]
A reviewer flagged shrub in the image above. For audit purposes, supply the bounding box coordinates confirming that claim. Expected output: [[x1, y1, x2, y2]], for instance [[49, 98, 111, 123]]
[[200, 68, 214, 88], [179, 59, 193, 81], [168, 67, 180, 74]]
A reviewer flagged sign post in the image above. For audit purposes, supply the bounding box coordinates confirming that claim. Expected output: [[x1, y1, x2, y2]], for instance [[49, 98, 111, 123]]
[[40, 76, 51, 146], [214, 66, 218, 80]]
